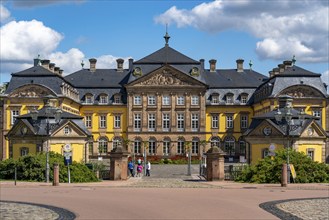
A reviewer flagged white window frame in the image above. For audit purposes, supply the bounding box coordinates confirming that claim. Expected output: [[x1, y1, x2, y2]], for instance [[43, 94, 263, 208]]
[[114, 115, 121, 128], [163, 140, 170, 155], [226, 115, 233, 129], [98, 138, 108, 154], [177, 113, 185, 131], [162, 95, 170, 106], [114, 95, 121, 104], [177, 96, 185, 105], [20, 147, 29, 156], [85, 115, 92, 128], [134, 96, 142, 105], [191, 95, 199, 105], [162, 113, 170, 131], [148, 139, 156, 155], [191, 113, 199, 131], [99, 115, 107, 128], [224, 137, 235, 156], [177, 140, 185, 154], [148, 95, 156, 106], [211, 137, 220, 147], [112, 137, 122, 150], [241, 115, 248, 129], [134, 113, 141, 131], [134, 140, 141, 154], [148, 113, 156, 131], [211, 115, 219, 129], [226, 95, 234, 104], [99, 95, 108, 104], [85, 95, 93, 104], [11, 110, 19, 125], [64, 126, 71, 135], [192, 140, 199, 154], [211, 94, 219, 104], [241, 95, 247, 104]]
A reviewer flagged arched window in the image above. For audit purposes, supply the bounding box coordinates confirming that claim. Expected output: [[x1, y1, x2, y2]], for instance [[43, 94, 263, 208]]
[[20, 147, 29, 156], [239, 139, 246, 155], [192, 137, 199, 154], [210, 137, 221, 148], [177, 137, 185, 154], [112, 137, 122, 150], [148, 138, 156, 155], [163, 138, 171, 155], [98, 137, 108, 154], [84, 93, 94, 104], [134, 138, 141, 154], [99, 94, 108, 104], [224, 136, 235, 156]]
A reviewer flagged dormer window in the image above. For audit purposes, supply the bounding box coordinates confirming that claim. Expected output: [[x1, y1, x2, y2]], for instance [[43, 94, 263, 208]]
[[211, 93, 219, 104], [133, 67, 142, 76], [226, 94, 234, 104], [113, 94, 122, 104], [99, 94, 108, 104], [240, 94, 248, 104], [85, 94, 94, 104]]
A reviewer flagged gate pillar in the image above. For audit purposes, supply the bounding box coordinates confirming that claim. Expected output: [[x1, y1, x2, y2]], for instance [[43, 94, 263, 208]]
[[109, 146, 129, 180], [205, 146, 226, 181]]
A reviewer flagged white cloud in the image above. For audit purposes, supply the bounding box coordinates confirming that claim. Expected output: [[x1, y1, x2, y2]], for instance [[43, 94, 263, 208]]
[[0, 4, 11, 23], [0, 20, 63, 62], [155, 0, 329, 63]]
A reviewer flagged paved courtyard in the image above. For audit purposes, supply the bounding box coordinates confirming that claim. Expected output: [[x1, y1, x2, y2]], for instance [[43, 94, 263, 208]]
[[0, 164, 328, 220]]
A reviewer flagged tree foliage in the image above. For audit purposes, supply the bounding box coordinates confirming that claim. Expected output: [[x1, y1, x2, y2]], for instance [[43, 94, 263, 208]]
[[0, 152, 99, 183], [236, 149, 329, 183]]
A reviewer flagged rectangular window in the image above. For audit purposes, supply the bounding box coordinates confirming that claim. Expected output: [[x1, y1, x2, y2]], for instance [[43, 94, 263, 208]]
[[134, 113, 141, 131], [85, 115, 92, 128], [191, 114, 199, 131], [134, 141, 141, 154], [191, 95, 199, 105], [134, 96, 142, 105], [312, 110, 322, 123], [114, 115, 121, 128], [148, 113, 156, 131], [99, 115, 106, 128], [226, 115, 233, 129], [114, 96, 121, 104], [88, 142, 93, 155], [307, 148, 314, 161], [163, 141, 170, 155], [11, 110, 19, 125], [148, 141, 156, 154], [192, 141, 199, 154], [99, 96, 108, 104], [162, 96, 170, 105], [177, 96, 185, 105], [226, 95, 233, 104], [177, 141, 185, 154], [177, 113, 184, 131], [212, 115, 219, 128], [240, 115, 248, 129], [241, 95, 247, 104], [211, 95, 219, 104], [162, 113, 170, 131], [148, 96, 156, 106]]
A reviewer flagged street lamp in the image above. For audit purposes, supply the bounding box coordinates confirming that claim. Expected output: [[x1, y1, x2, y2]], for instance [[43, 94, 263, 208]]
[[274, 96, 305, 186], [31, 97, 62, 183]]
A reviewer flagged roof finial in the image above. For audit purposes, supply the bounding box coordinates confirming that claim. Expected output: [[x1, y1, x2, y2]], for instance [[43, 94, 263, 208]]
[[81, 60, 84, 69], [164, 24, 170, 47], [292, 55, 296, 66], [249, 60, 253, 71]]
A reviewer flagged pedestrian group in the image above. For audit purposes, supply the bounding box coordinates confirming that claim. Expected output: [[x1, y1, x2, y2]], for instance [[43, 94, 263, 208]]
[[128, 159, 151, 178]]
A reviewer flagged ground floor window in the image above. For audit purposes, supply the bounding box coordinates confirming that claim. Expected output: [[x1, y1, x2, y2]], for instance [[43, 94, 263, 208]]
[[177, 140, 185, 154], [163, 140, 170, 155], [134, 140, 141, 154], [192, 140, 199, 154], [88, 142, 93, 155], [149, 139, 156, 155], [98, 138, 108, 154], [20, 147, 29, 156], [307, 148, 314, 161]]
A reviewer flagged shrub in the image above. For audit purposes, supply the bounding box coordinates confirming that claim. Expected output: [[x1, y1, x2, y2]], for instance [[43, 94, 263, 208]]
[[236, 149, 329, 183], [0, 152, 98, 183]]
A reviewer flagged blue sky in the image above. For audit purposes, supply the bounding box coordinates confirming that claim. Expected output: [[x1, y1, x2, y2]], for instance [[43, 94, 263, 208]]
[[1, 0, 328, 86]]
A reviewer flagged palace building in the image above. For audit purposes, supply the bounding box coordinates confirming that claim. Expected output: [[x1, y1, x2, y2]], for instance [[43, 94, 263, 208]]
[[1, 34, 328, 164]]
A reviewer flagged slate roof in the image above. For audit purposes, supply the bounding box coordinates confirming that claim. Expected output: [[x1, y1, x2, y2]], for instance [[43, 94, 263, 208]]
[[5, 66, 66, 95], [134, 46, 200, 64]]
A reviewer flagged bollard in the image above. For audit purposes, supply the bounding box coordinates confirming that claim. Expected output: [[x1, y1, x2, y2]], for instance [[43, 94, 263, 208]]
[[281, 163, 287, 187], [53, 163, 59, 186]]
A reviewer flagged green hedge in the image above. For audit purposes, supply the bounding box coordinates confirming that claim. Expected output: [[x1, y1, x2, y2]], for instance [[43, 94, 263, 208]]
[[0, 152, 99, 183], [236, 149, 329, 183]]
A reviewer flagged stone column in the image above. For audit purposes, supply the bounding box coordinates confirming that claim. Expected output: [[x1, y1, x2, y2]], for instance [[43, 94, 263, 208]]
[[205, 147, 225, 181], [109, 146, 129, 180], [53, 163, 59, 186]]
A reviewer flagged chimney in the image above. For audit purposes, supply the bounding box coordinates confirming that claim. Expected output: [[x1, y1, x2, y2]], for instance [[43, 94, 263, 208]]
[[273, 68, 279, 75], [41, 59, 50, 70], [278, 95, 293, 109], [34, 57, 41, 67], [200, 59, 205, 71], [89, 58, 97, 72], [129, 58, 134, 72], [236, 59, 244, 72], [54, 67, 60, 74], [209, 59, 217, 72], [283, 60, 293, 69], [269, 71, 274, 77], [116, 58, 124, 72], [59, 69, 63, 76], [49, 63, 55, 72], [278, 64, 285, 73]]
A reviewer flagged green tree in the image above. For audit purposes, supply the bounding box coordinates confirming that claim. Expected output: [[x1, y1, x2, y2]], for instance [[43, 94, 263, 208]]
[[236, 149, 329, 183]]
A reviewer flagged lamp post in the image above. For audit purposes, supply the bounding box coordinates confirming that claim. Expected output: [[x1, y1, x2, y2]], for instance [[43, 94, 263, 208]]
[[274, 96, 305, 186], [31, 97, 62, 183], [185, 141, 192, 176]]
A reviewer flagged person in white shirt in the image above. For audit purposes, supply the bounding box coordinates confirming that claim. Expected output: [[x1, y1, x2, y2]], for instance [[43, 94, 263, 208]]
[[146, 161, 151, 176]]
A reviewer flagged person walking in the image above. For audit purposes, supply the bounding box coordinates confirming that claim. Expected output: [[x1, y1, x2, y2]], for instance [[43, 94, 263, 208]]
[[146, 161, 151, 176], [128, 161, 134, 177], [136, 163, 143, 177]]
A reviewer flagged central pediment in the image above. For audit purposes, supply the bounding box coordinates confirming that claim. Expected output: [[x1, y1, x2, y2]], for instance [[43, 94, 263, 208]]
[[127, 65, 206, 88]]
